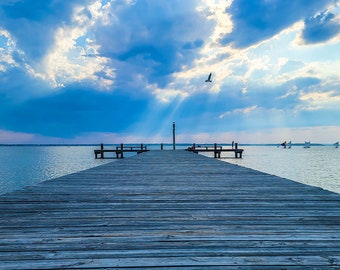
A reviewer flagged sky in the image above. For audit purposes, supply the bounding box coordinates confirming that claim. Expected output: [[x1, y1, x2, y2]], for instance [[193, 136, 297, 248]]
[[1, 0, 340, 144]]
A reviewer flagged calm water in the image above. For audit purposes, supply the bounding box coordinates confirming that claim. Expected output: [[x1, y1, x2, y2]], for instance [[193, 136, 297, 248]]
[[205, 145, 340, 194], [0, 146, 112, 195], [0, 145, 339, 195]]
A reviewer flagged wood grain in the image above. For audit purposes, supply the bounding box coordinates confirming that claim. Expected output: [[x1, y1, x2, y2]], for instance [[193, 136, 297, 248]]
[[0, 150, 339, 269]]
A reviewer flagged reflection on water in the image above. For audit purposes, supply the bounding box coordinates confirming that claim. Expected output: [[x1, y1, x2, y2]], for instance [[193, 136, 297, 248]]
[[0, 146, 111, 194], [212, 146, 340, 194]]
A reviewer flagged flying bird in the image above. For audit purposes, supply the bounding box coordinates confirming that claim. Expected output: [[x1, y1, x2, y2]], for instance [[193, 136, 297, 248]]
[[205, 73, 212, 82]]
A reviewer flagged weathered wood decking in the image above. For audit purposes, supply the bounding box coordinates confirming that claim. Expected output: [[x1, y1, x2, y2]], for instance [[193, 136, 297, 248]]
[[0, 150, 339, 269]]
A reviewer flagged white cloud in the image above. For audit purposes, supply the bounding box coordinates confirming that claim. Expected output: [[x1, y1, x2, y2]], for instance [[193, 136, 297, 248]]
[[219, 105, 258, 119], [0, 28, 20, 70], [27, 1, 116, 90], [198, 0, 233, 46], [0, 49, 14, 71], [299, 90, 340, 110], [85, 0, 115, 26], [166, 0, 236, 95], [152, 87, 189, 103], [167, 2, 335, 97]]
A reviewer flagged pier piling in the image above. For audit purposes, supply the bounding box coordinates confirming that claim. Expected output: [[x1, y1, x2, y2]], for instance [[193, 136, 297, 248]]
[[172, 121, 176, 150]]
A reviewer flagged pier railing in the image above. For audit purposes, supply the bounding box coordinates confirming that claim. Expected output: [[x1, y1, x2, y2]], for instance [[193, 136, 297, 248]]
[[94, 143, 244, 159], [186, 143, 244, 158], [94, 143, 149, 159]]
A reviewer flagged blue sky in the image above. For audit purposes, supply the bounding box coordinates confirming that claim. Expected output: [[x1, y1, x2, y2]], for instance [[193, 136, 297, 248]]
[[1, 0, 340, 144]]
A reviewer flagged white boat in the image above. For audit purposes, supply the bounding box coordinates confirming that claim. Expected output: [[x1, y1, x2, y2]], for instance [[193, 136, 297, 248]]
[[334, 141, 339, 148], [278, 140, 291, 149], [286, 141, 292, 149], [303, 141, 311, 148]]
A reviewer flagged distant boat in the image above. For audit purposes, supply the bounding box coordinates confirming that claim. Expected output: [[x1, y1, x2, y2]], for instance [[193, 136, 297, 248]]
[[287, 141, 292, 149], [278, 140, 291, 149], [303, 141, 311, 148], [334, 141, 339, 148]]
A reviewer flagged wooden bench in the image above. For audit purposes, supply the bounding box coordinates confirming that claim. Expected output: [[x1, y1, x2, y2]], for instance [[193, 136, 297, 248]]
[[187, 143, 244, 158], [94, 144, 149, 159]]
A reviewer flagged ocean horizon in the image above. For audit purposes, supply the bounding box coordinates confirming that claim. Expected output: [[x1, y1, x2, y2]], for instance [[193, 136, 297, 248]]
[[0, 142, 335, 146]]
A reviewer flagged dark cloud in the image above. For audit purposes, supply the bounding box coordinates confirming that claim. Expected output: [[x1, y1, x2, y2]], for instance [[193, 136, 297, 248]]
[[244, 76, 321, 107], [0, 86, 152, 138], [0, 0, 90, 61], [302, 11, 340, 44], [1, 0, 213, 90], [94, 0, 212, 87], [223, 0, 335, 48], [0, 66, 50, 101], [182, 40, 204, 50], [289, 77, 321, 90]]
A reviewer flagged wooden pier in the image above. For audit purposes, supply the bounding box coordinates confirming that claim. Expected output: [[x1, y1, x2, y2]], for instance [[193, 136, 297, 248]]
[[0, 150, 339, 269], [94, 143, 149, 159], [187, 143, 244, 158]]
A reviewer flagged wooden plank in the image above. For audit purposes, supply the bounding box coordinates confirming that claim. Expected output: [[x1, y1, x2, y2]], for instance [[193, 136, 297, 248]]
[[1, 255, 340, 269], [0, 150, 339, 269]]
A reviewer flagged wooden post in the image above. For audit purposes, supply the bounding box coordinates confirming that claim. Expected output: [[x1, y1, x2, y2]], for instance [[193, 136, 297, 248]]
[[100, 143, 104, 159], [214, 143, 219, 158], [172, 122, 176, 150], [161, 143, 163, 150], [116, 146, 119, 158], [120, 143, 124, 158], [235, 143, 238, 149]]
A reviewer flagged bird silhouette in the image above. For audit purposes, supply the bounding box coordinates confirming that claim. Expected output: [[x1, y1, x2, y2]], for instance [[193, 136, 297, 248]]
[[205, 73, 212, 82]]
